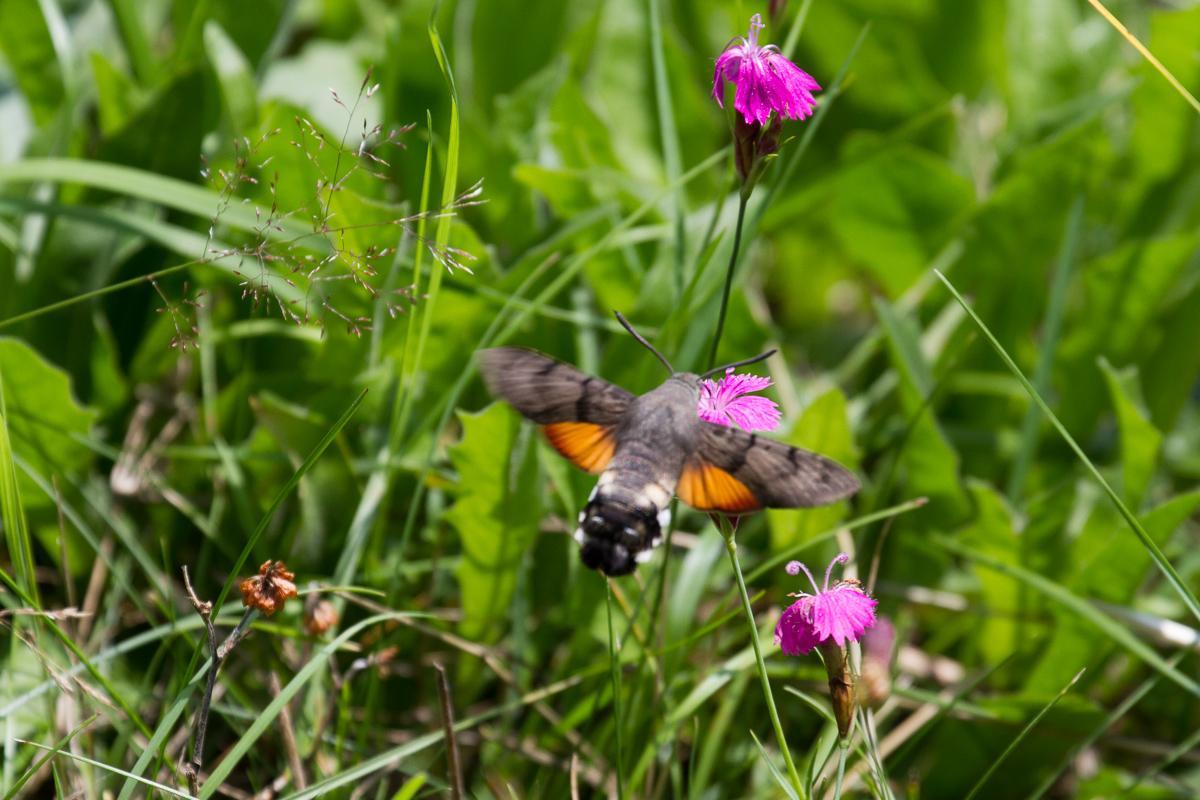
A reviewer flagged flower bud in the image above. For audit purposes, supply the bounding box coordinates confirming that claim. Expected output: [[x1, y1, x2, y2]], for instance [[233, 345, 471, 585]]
[[819, 642, 856, 739]]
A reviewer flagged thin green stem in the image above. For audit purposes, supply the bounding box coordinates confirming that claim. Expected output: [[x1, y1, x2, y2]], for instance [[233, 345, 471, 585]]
[[833, 741, 848, 800], [936, 269, 1200, 626], [723, 526, 805, 799], [706, 194, 749, 371], [0, 261, 195, 329], [606, 579, 627, 800]]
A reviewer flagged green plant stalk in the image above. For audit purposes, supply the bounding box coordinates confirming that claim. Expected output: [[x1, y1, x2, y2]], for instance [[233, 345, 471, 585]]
[[936, 269, 1200, 626], [833, 742, 848, 800], [105, 0, 155, 83], [962, 669, 1084, 800], [707, 194, 749, 370], [606, 580, 627, 800], [647, 0, 685, 299], [0, 262, 195, 329], [722, 522, 805, 798]]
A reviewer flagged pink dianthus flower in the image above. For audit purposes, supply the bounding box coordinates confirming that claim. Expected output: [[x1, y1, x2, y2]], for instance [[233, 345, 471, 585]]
[[774, 553, 877, 656], [698, 369, 781, 432], [712, 14, 821, 126]]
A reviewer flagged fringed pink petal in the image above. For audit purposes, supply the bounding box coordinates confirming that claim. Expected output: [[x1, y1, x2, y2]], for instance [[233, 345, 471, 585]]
[[697, 370, 781, 432], [721, 395, 782, 432], [809, 584, 877, 646], [777, 557, 878, 657], [712, 18, 821, 125], [775, 597, 821, 655]]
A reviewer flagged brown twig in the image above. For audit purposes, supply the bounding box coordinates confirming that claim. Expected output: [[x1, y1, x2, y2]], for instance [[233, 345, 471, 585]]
[[182, 566, 218, 796], [182, 567, 256, 796], [433, 661, 466, 799]]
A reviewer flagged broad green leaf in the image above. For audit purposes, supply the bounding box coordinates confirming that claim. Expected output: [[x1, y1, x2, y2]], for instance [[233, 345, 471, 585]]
[[960, 481, 1022, 666], [445, 404, 540, 671], [204, 20, 259, 135], [97, 68, 209, 180], [0, 393, 34, 602], [0, 2, 64, 126], [1129, 7, 1200, 183], [768, 388, 858, 551], [89, 52, 141, 135], [1058, 233, 1198, 433], [831, 142, 973, 296], [0, 338, 96, 510], [875, 297, 968, 520], [1099, 358, 1161, 510]]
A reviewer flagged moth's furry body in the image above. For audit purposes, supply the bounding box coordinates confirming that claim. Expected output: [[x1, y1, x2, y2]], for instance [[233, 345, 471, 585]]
[[479, 347, 860, 577], [578, 375, 700, 575]]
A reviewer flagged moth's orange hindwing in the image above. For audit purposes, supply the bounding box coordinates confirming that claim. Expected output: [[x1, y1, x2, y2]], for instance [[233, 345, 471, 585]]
[[542, 422, 617, 474], [677, 459, 761, 513]]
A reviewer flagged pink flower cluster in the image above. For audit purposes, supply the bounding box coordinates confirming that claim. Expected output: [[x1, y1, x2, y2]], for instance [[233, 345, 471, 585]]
[[775, 553, 877, 656], [698, 369, 782, 432], [712, 14, 821, 126]]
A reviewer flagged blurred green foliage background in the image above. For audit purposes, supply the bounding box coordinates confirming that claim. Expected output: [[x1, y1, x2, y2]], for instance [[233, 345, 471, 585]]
[[1, 0, 1199, 797]]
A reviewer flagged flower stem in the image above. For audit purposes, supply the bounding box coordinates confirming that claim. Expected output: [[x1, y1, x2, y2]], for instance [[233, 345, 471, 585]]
[[833, 739, 849, 800], [706, 193, 750, 371], [606, 579, 627, 800], [723, 528, 805, 798]]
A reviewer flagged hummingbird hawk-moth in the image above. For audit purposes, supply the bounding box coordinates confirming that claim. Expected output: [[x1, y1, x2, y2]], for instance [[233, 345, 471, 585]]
[[479, 316, 860, 576]]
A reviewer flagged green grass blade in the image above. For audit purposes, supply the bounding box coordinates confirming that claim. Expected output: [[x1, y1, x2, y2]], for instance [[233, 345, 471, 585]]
[[0, 373, 36, 602], [3, 715, 97, 800], [780, 0, 815, 57], [404, 2, 460, 413], [104, 0, 154, 83], [749, 730, 801, 800], [935, 269, 1200, 625], [206, 388, 367, 618], [936, 536, 1200, 697], [0, 613, 242, 720], [1087, 0, 1200, 115], [277, 672, 590, 800], [0, 566, 152, 737], [117, 686, 197, 800], [647, 0, 685, 296], [1027, 652, 1182, 800], [963, 669, 1084, 800], [16, 740, 194, 799], [1127, 716, 1200, 792], [0, 159, 294, 234], [606, 580, 627, 799], [198, 611, 413, 797]]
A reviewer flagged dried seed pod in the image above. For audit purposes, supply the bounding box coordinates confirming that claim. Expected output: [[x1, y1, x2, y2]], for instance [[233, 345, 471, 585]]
[[240, 560, 298, 616]]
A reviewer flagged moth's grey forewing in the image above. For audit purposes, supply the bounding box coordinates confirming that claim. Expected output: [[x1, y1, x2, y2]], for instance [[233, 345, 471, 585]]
[[480, 347, 862, 575], [575, 376, 700, 576], [478, 347, 633, 425], [697, 422, 860, 508]]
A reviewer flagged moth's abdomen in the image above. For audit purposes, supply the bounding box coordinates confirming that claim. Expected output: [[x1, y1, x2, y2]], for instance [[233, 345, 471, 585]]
[[574, 466, 675, 577]]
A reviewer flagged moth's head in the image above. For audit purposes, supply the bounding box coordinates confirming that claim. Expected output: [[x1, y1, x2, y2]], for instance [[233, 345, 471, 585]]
[[670, 372, 701, 390]]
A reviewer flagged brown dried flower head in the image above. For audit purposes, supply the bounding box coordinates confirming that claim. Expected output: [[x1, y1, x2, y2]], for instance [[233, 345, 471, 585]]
[[303, 598, 339, 636], [240, 560, 298, 616]]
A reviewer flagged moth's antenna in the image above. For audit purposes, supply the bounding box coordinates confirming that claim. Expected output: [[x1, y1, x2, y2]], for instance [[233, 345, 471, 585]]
[[614, 311, 674, 374], [699, 349, 777, 379]]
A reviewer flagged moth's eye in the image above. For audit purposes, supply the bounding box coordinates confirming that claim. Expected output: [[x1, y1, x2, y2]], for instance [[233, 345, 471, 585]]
[[621, 526, 641, 546]]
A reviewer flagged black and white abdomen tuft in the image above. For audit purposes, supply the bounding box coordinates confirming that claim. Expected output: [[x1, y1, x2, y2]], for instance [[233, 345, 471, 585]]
[[573, 472, 673, 576]]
